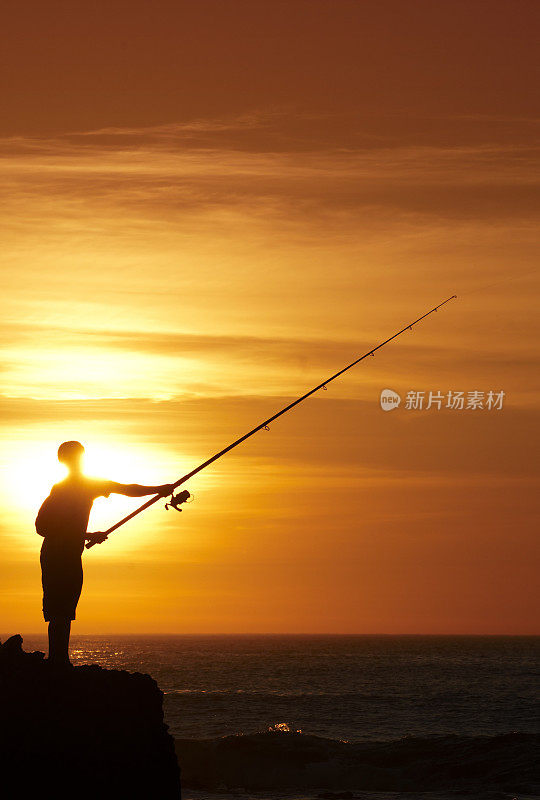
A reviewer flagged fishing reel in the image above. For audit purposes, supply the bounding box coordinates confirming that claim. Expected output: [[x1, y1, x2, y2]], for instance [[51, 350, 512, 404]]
[[165, 489, 191, 512]]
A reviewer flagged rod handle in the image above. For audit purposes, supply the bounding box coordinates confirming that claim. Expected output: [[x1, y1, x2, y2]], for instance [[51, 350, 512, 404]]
[[85, 532, 108, 549]]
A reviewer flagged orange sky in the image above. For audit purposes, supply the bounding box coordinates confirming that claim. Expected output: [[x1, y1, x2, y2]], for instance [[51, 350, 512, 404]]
[[1, 0, 538, 634]]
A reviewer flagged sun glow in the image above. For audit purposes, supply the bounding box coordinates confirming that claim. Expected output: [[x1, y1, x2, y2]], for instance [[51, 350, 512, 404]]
[[0, 432, 188, 544], [1, 345, 210, 401]]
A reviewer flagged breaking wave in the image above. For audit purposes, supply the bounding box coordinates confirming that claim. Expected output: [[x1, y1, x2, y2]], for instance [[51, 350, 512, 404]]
[[175, 729, 539, 793]]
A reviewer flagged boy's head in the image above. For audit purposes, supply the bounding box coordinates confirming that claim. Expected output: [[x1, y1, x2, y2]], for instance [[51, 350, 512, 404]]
[[57, 440, 85, 473]]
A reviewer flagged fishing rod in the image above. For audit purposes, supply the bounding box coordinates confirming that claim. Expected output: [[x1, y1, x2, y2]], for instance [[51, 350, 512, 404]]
[[86, 294, 457, 549]]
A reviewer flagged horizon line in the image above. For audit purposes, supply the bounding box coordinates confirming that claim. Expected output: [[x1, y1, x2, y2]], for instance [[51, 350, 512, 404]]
[[5, 631, 539, 638]]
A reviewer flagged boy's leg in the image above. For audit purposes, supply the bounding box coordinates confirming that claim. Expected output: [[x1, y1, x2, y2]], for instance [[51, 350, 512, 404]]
[[48, 617, 72, 664]]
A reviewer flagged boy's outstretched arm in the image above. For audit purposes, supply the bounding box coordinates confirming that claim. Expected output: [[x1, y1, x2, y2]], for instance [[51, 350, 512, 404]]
[[109, 482, 175, 498]]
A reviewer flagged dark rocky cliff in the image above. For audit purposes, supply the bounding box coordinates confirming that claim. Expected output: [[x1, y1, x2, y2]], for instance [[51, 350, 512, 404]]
[[0, 635, 181, 800]]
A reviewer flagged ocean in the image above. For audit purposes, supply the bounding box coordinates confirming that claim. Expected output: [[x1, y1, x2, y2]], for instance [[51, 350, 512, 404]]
[[17, 634, 540, 797]]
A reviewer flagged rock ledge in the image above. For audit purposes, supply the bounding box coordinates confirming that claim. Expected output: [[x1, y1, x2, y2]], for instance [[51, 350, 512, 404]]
[[0, 635, 181, 800]]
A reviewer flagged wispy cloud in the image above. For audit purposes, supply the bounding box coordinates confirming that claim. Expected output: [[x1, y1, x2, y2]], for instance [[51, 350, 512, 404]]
[[1, 394, 537, 480], [1, 116, 538, 404]]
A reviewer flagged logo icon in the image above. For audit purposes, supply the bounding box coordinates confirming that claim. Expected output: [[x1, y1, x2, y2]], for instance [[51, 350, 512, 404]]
[[380, 389, 401, 411]]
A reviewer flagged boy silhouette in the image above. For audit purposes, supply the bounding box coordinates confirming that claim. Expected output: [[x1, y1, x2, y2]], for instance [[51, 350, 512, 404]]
[[35, 441, 173, 665]]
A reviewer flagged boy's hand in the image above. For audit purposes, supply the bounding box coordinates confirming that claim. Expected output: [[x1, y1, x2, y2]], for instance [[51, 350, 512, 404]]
[[158, 483, 175, 497], [85, 532, 108, 547]]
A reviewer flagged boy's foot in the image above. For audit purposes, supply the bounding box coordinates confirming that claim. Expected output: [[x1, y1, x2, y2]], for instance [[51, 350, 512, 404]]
[[45, 657, 73, 670]]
